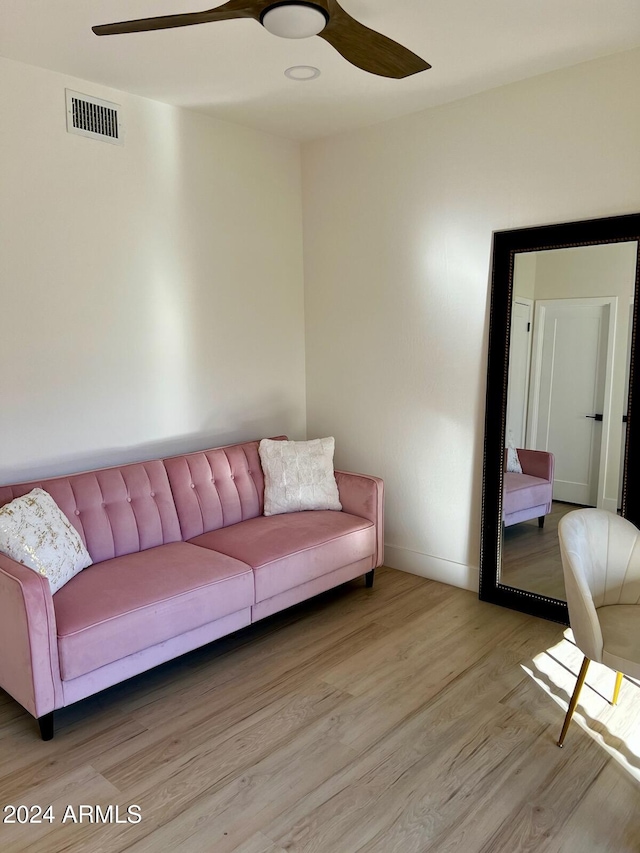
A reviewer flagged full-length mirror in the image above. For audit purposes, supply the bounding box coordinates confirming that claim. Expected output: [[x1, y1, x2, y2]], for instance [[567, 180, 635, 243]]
[[480, 213, 640, 623]]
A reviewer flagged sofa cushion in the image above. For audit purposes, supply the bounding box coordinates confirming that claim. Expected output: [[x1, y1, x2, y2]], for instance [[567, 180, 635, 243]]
[[189, 511, 375, 603], [164, 440, 278, 540], [0, 460, 182, 564], [53, 542, 253, 680], [503, 472, 552, 516]]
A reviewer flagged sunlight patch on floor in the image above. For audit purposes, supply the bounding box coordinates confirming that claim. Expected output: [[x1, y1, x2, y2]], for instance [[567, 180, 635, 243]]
[[523, 628, 640, 782]]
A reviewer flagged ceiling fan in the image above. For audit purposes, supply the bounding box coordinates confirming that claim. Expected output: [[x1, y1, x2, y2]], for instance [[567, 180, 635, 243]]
[[92, 0, 431, 79]]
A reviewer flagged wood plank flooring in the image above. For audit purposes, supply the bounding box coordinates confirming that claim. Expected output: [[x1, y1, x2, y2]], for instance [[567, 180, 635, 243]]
[[0, 567, 639, 852], [501, 501, 578, 600]]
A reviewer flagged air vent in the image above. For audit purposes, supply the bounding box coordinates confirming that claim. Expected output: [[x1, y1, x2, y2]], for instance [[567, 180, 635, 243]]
[[65, 90, 123, 145]]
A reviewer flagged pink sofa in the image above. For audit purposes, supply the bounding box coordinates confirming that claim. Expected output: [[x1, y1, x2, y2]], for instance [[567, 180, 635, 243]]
[[503, 448, 555, 528], [0, 437, 383, 740]]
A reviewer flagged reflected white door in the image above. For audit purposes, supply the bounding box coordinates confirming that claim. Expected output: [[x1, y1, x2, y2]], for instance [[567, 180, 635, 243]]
[[506, 297, 533, 448], [528, 299, 614, 506]]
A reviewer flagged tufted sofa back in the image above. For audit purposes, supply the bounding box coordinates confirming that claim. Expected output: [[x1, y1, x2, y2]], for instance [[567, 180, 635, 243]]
[[0, 461, 182, 564], [163, 439, 278, 541], [0, 438, 286, 564]]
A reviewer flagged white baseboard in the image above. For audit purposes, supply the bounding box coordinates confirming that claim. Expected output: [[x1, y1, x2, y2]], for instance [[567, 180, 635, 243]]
[[384, 544, 479, 593]]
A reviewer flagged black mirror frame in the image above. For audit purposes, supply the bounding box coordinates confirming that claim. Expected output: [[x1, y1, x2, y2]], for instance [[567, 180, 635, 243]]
[[479, 212, 640, 624]]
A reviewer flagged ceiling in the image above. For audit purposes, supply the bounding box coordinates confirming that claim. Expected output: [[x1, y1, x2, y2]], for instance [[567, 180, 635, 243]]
[[2, 1, 640, 140]]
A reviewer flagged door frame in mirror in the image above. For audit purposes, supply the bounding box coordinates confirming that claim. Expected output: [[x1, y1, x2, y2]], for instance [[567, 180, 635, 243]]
[[480, 212, 640, 623]]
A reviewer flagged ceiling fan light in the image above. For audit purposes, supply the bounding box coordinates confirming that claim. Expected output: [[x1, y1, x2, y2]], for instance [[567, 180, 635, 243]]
[[261, 3, 328, 40]]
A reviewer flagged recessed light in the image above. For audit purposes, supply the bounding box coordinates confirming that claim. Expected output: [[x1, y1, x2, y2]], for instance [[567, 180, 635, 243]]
[[284, 65, 321, 81]]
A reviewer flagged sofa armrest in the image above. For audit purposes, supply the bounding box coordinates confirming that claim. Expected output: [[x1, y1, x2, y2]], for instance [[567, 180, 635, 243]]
[[335, 471, 384, 568], [517, 449, 555, 482], [0, 554, 62, 719]]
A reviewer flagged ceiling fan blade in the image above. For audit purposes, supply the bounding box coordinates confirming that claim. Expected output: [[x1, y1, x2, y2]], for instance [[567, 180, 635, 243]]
[[319, 0, 430, 78], [92, 1, 261, 36]]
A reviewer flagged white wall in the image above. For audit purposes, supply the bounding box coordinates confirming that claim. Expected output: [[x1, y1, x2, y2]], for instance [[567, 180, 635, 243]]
[[0, 58, 306, 482], [302, 47, 640, 590], [513, 253, 537, 300]]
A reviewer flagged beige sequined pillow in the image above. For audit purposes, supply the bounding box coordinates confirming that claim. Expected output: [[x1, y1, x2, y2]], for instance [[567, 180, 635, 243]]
[[0, 488, 92, 593], [259, 437, 342, 517], [506, 442, 523, 474]]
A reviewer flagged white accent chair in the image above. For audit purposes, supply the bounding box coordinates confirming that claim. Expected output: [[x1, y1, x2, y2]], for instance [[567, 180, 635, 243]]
[[557, 508, 640, 747]]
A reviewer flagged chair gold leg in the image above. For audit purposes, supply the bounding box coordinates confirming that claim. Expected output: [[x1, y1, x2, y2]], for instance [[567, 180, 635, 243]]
[[558, 656, 590, 748], [612, 671, 624, 705]]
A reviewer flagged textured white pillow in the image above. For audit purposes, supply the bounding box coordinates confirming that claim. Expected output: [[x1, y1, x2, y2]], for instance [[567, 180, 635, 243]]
[[259, 437, 342, 517], [0, 488, 92, 593], [506, 443, 523, 474]]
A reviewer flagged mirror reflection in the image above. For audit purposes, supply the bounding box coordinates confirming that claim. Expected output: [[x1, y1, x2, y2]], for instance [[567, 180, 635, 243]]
[[500, 241, 637, 600]]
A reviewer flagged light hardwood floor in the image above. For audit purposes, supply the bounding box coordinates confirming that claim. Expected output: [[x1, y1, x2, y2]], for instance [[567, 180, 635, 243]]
[[501, 502, 579, 600], [1, 567, 639, 853]]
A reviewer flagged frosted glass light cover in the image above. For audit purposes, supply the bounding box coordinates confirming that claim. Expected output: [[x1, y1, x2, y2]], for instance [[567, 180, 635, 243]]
[[262, 5, 327, 39]]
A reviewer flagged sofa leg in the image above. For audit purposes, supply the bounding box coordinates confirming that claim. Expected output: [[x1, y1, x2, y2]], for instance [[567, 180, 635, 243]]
[[538, 516, 545, 529], [365, 569, 375, 588], [38, 712, 54, 741]]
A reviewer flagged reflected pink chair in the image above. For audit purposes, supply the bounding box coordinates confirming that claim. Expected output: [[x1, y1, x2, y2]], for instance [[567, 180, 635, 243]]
[[503, 449, 554, 528]]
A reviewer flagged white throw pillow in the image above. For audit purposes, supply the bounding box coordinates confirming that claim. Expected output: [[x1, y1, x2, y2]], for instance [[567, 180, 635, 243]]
[[506, 443, 523, 474], [0, 488, 92, 593], [259, 437, 342, 517]]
